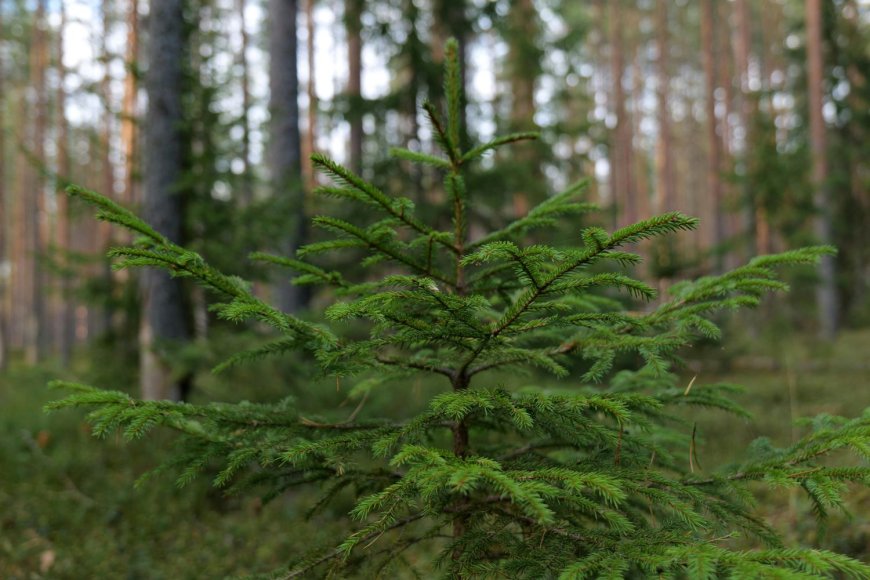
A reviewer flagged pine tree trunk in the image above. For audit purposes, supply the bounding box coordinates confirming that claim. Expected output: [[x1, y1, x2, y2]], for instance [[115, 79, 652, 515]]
[[121, 0, 139, 209], [269, 0, 309, 313], [141, 0, 191, 400], [346, 0, 363, 174], [733, 0, 756, 259], [27, 0, 48, 364], [55, 3, 74, 365], [507, 0, 540, 219], [701, 0, 724, 270], [95, 0, 115, 337], [0, 1, 7, 370], [237, 0, 253, 206], [609, 0, 634, 227], [654, 0, 673, 215], [303, 0, 317, 191], [805, 0, 838, 338]]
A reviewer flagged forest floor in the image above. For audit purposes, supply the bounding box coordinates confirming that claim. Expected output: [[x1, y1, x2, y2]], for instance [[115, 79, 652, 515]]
[[1, 329, 868, 577]]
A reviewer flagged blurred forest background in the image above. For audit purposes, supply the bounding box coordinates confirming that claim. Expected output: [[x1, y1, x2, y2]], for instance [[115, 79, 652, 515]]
[[0, 0, 868, 576]]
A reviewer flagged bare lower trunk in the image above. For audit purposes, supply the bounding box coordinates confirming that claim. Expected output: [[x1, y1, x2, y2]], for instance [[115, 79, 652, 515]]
[[701, 0, 724, 271], [609, 0, 634, 227], [56, 4, 74, 365], [270, 0, 309, 313], [141, 0, 191, 400], [346, 0, 363, 174], [805, 0, 838, 338]]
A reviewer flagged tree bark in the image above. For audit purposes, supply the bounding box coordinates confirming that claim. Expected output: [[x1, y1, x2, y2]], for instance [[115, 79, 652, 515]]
[[507, 0, 541, 219], [26, 0, 48, 364], [303, 0, 318, 191], [0, 1, 7, 370], [701, 0, 724, 270], [654, 0, 673, 215], [269, 0, 309, 313], [55, 2, 74, 365], [345, 0, 363, 174], [237, 0, 253, 206], [805, 0, 838, 338], [141, 0, 191, 400], [121, 0, 140, 209], [609, 0, 634, 227]]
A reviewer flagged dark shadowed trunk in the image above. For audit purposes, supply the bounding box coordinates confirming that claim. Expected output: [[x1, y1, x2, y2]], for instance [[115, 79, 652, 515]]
[[141, 0, 191, 400], [270, 0, 309, 313]]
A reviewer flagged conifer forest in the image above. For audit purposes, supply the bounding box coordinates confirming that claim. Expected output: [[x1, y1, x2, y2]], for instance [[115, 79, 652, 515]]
[[2, 1, 870, 578]]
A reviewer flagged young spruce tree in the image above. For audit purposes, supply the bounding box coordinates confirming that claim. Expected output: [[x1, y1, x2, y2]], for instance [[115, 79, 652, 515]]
[[50, 41, 870, 578]]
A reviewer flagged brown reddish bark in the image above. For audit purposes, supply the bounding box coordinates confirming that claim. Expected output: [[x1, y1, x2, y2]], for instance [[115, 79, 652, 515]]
[[701, 0, 724, 270], [55, 3, 74, 364], [654, 0, 674, 215], [609, 0, 634, 227], [0, 2, 6, 369]]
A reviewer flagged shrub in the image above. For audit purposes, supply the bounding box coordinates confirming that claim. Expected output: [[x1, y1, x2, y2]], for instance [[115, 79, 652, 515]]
[[50, 41, 870, 578]]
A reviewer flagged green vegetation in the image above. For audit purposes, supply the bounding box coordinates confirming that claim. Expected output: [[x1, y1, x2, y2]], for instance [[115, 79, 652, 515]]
[[34, 44, 870, 578]]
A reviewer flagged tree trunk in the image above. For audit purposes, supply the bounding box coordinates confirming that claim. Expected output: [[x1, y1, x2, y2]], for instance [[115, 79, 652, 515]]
[[269, 0, 309, 313], [237, 0, 253, 206], [141, 0, 191, 400], [654, 0, 673, 215], [121, 0, 139, 209], [303, 0, 318, 190], [507, 0, 541, 219], [609, 0, 634, 227], [0, 1, 7, 370], [26, 0, 48, 364], [733, 0, 757, 259], [346, 0, 363, 174], [701, 0, 724, 270], [55, 2, 74, 365], [805, 0, 838, 338]]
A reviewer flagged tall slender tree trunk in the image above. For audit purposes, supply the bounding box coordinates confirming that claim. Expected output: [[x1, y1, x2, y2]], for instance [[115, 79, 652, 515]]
[[237, 0, 253, 206], [26, 0, 48, 364], [701, 0, 724, 270], [141, 0, 191, 400], [121, 0, 139, 208], [55, 3, 74, 365], [609, 0, 634, 227], [94, 0, 115, 337], [654, 0, 673, 215], [269, 0, 309, 313], [303, 0, 318, 190], [508, 0, 541, 219], [733, 0, 757, 259], [0, 1, 7, 370], [805, 0, 838, 338], [11, 96, 30, 353], [345, 0, 363, 174]]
